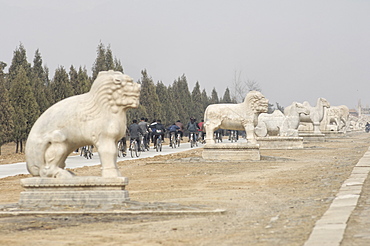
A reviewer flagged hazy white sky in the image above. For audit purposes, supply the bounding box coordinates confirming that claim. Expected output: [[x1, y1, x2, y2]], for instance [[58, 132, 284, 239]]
[[1, 0, 370, 109]]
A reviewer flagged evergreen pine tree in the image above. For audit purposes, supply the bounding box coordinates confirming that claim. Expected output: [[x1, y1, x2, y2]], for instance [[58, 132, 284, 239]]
[[92, 42, 107, 81], [92, 42, 124, 80], [156, 81, 179, 126], [137, 70, 162, 121], [126, 105, 148, 126], [7, 43, 31, 90], [114, 58, 124, 72], [172, 74, 192, 124], [77, 66, 92, 94], [105, 45, 115, 70], [0, 68, 14, 155], [43, 66, 54, 109], [0, 62, 6, 73], [210, 87, 219, 104], [221, 87, 233, 103], [31, 49, 49, 113], [167, 85, 180, 124], [50, 66, 74, 104], [201, 89, 209, 109], [191, 82, 204, 121], [9, 66, 39, 153], [69, 65, 79, 95]]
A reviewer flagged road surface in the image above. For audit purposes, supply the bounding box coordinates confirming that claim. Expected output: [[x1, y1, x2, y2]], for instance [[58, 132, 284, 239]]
[[0, 141, 203, 179]]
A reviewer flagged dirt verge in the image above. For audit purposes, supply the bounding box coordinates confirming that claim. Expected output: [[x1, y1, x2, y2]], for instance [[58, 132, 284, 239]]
[[0, 132, 369, 246]]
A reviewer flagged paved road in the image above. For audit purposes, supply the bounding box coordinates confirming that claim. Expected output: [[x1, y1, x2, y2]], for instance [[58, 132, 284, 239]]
[[0, 141, 202, 179]]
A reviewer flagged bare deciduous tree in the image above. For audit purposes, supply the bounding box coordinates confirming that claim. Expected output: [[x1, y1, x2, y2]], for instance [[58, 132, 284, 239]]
[[231, 70, 261, 103]]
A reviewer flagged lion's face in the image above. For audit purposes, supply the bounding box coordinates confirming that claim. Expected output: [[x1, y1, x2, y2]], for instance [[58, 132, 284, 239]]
[[111, 74, 141, 108], [92, 71, 141, 111], [248, 91, 269, 113]]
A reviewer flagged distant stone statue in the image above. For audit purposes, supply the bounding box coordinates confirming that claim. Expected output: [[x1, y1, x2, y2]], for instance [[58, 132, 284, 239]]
[[255, 102, 309, 137], [286, 98, 330, 134], [320, 105, 349, 132], [204, 91, 269, 144], [25, 71, 141, 178]]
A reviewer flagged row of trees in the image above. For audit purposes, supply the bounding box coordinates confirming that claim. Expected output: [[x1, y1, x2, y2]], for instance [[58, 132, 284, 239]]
[[0, 42, 238, 154]]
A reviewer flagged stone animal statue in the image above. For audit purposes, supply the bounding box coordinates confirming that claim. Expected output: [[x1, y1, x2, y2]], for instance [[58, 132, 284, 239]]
[[204, 90, 269, 144], [286, 98, 330, 134], [255, 102, 309, 137], [25, 70, 141, 178], [320, 105, 349, 132]]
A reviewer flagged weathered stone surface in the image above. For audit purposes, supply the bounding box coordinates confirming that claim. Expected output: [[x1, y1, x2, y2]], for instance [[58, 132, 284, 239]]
[[19, 177, 129, 209], [299, 133, 325, 142], [202, 143, 260, 160], [25, 70, 141, 178], [256, 102, 309, 137], [321, 130, 345, 138], [204, 91, 268, 144], [257, 136, 303, 149], [288, 98, 330, 134], [320, 105, 349, 132]]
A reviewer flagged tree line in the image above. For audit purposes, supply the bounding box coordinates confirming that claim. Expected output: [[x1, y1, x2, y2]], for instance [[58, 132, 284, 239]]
[[0, 42, 236, 154]]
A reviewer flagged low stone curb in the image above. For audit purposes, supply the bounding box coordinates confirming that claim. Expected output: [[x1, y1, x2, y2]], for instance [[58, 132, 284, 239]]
[[0, 208, 226, 216], [0, 201, 226, 217], [304, 147, 370, 246]]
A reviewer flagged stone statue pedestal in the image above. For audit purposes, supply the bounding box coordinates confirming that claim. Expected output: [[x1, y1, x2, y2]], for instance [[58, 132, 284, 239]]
[[202, 143, 260, 161], [322, 130, 345, 138], [19, 177, 129, 209], [257, 136, 303, 149], [299, 133, 325, 142]]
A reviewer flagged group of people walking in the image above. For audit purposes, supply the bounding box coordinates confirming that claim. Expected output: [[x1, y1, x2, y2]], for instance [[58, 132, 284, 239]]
[[127, 117, 206, 151]]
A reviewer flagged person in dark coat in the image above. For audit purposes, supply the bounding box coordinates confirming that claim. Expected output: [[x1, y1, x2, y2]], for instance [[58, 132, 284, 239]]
[[152, 119, 166, 148], [129, 119, 143, 151]]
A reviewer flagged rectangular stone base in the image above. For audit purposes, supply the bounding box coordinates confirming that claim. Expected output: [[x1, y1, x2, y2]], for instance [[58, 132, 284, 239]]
[[322, 131, 345, 138], [299, 133, 325, 142], [202, 143, 260, 161], [257, 137, 303, 149], [19, 177, 129, 209]]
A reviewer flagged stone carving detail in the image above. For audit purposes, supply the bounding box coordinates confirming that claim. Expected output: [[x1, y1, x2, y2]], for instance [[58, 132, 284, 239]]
[[255, 102, 309, 137], [286, 98, 330, 134], [25, 70, 140, 178], [320, 105, 349, 132], [348, 115, 370, 131], [204, 91, 268, 144]]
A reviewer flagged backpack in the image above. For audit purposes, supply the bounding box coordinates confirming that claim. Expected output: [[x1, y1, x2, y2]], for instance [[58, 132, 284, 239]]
[[188, 122, 197, 131]]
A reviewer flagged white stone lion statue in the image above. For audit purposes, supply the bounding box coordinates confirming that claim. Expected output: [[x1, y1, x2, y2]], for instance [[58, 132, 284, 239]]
[[25, 70, 141, 178], [204, 91, 269, 144], [255, 102, 309, 137]]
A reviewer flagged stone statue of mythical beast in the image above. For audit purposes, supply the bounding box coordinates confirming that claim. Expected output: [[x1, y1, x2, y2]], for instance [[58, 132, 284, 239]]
[[320, 105, 349, 132], [25, 70, 141, 178], [204, 91, 269, 144], [286, 98, 330, 134], [255, 102, 309, 137]]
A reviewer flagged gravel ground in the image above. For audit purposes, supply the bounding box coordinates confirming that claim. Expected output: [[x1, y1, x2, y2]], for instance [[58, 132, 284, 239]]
[[0, 132, 369, 246]]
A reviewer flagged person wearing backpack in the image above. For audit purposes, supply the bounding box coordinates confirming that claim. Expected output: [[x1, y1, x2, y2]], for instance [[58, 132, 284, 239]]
[[186, 117, 199, 142]]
